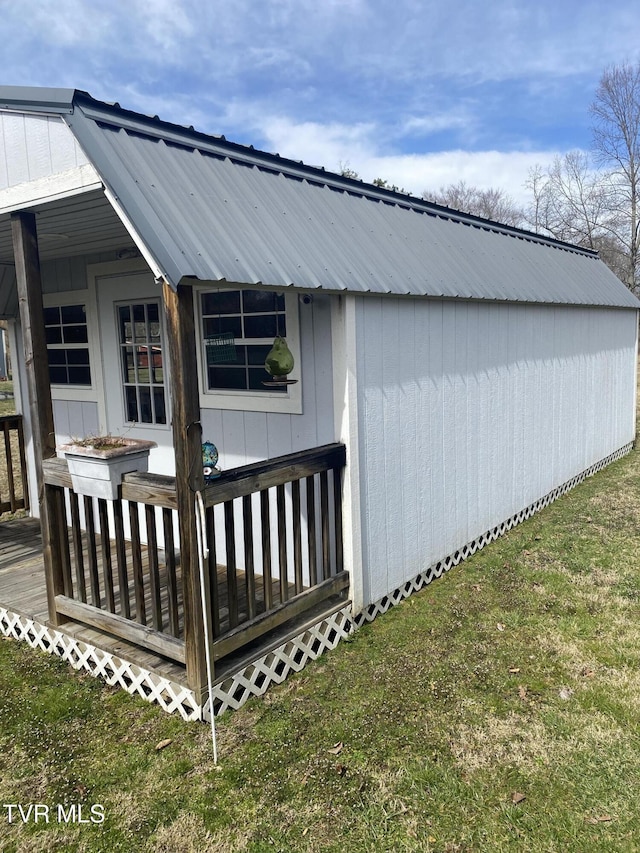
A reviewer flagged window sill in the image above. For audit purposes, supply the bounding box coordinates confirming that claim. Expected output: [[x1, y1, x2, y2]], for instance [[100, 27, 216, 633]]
[[199, 385, 302, 415]]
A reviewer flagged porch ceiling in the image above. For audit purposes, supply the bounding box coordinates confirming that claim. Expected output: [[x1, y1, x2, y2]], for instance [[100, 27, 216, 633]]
[[0, 189, 134, 266]]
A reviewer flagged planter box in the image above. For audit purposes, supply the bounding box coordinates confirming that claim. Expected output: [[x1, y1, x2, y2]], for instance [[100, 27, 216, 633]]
[[58, 438, 157, 500]]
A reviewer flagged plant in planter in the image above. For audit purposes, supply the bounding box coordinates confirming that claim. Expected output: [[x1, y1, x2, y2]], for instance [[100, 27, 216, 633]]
[[58, 434, 157, 500]]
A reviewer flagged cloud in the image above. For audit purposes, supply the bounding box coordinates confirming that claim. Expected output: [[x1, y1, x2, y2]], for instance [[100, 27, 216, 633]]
[[0, 0, 636, 213], [256, 115, 558, 203]]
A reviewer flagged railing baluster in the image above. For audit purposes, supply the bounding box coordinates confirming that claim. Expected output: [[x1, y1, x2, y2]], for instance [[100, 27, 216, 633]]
[[163, 507, 180, 637], [113, 499, 130, 619], [320, 469, 330, 581], [16, 417, 29, 512], [242, 494, 256, 620], [145, 504, 162, 631], [129, 501, 146, 625], [206, 505, 220, 637], [224, 500, 239, 628], [98, 499, 115, 612], [3, 422, 16, 512], [306, 475, 317, 587], [260, 489, 273, 611], [276, 484, 288, 603], [84, 495, 101, 608], [292, 479, 303, 594], [55, 487, 73, 598], [69, 491, 86, 602], [333, 467, 343, 574]]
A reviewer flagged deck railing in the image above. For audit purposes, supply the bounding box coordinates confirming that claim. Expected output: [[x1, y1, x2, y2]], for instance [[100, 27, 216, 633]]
[[0, 414, 29, 515], [41, 443, 348, 668], [42, 458, 184, 663], [202, 442, 348, 661]]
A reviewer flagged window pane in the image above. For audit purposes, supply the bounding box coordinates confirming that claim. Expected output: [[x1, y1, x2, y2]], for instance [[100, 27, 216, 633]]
[[139, 386, 153, 423], [118, 306, 132, 343], [49, 366, 67, 384], [202, 290, 240, 315], [207, 366, 247, 390], [244, 315, 279, 339], [247, 344, 272, 365], [125, 385, 138, 422], [203, 316, 242, 339], [151, 348, 164, 383], [67, 348, 90, 366], [123, 347, 136, 383], [61, 304, 86, 324], [48, 349, 65, 365], [243, 290, 279, 313], [63, 324, 88, 344], [154, 388, 166, 424], [44, 306, 60, 326], [45, 326, 62, 344], [135, 347, 151, 382], [68, 366, 91, 385]]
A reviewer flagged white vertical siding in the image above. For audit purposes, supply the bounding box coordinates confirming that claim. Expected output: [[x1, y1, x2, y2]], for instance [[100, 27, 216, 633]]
[[356, 296, 638, 607], [0, 113, 88, 190]]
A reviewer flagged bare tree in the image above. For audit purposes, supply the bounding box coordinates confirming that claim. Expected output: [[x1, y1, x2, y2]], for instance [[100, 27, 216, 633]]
[[525, 152, 629, 282], [422, 180, 524, 227], [590, 62, 640, 291]]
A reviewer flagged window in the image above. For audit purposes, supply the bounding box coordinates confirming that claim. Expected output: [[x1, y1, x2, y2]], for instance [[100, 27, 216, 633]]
[[117, 301, 167, 425], [197, 288, 302, 414], [44, 303, 91, 386]]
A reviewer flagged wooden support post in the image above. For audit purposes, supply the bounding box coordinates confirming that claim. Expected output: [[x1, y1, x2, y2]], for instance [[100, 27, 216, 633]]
[[162, 282, 208, 698], [11, 211, 66, 626]]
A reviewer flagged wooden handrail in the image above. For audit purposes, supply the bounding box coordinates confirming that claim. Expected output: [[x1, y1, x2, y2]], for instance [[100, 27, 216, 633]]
[[203, 443, 346, 507]]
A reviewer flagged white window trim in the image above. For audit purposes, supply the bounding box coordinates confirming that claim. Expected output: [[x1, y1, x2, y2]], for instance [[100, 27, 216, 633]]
[[43, 288, 102, 405], [195, 286, 303, 415]]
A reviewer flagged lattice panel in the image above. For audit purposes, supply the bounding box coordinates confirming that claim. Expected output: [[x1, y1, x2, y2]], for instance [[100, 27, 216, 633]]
[[354, 442, 633, 626], [0, 608, 200, 720], [203, 605, 353, 717]]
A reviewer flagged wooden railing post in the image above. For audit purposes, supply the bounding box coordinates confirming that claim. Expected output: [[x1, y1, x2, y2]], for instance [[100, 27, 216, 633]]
[[11, 211, 66, 626], [162, 281, 208, 698]]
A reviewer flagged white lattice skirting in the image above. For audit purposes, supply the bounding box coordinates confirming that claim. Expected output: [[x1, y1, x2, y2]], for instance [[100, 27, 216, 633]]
[[0, 442, 632, 719], [354, 442, 634, 626], [203, 605, 354, 718], [0, 608, 201, 720]]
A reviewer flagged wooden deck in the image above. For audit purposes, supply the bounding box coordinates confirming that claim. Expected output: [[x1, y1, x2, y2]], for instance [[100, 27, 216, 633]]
[[0, 516, 189, 682], [0, 515, 303, 683]]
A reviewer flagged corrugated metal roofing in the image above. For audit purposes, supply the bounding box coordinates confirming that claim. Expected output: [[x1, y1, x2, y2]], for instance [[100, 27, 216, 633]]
[[1, 86, 638, 309]]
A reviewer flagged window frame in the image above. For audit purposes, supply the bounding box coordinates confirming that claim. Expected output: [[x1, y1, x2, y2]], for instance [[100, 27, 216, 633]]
[[195, 286, 302, 414], [42, 289, 101, 403]]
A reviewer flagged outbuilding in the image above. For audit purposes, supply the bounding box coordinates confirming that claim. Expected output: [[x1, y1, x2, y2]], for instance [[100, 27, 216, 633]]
[[0, 86, 637, 717]]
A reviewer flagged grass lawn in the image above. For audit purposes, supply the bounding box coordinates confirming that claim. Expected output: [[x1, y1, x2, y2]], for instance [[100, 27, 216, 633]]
[[2, 436, 640, 850], [0, 379, 15, 417]]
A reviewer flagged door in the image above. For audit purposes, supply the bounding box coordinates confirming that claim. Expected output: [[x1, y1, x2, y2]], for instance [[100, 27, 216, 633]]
[[97, 269, 174, 476]]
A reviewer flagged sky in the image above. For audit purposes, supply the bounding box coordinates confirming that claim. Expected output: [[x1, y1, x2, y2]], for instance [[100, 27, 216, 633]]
[[2, 0, 639, 207]]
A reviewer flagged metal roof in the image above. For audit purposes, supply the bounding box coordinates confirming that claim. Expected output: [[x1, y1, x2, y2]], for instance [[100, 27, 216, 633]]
[[0, 86, 638, 309]]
